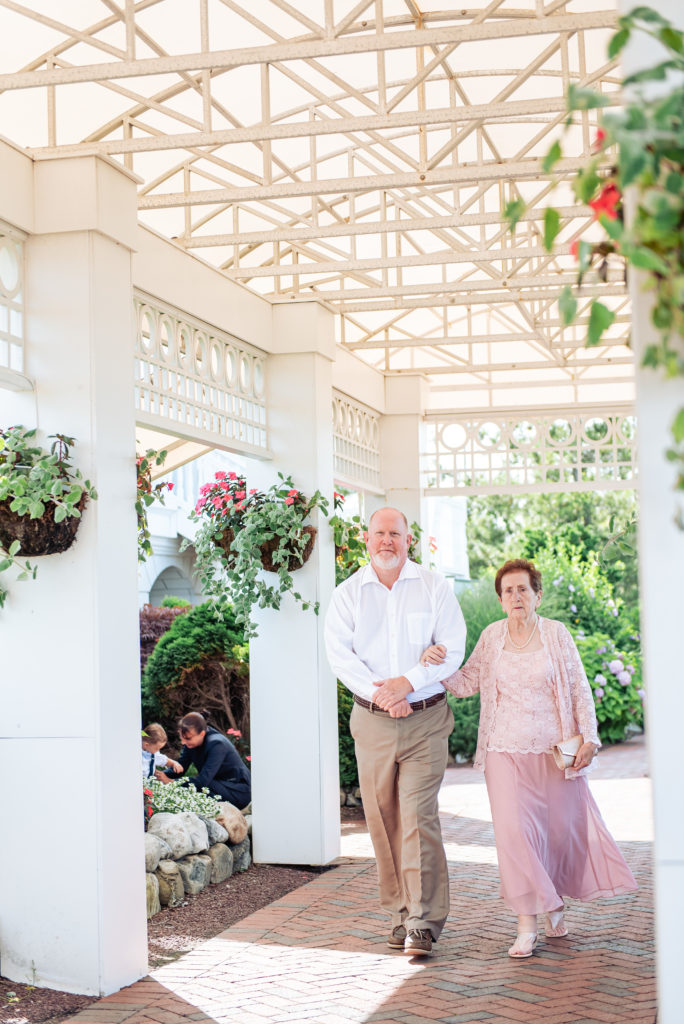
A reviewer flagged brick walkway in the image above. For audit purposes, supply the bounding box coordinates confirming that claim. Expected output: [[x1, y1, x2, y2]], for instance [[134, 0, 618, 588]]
[[66, 736, 655, 1024]]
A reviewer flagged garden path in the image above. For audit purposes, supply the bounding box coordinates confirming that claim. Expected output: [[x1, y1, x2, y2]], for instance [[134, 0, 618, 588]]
[[64, 735, 654, 1024]]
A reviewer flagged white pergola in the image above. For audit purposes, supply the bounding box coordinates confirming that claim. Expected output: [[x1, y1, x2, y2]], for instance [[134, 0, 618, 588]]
[[0, 1, 681, 1019]]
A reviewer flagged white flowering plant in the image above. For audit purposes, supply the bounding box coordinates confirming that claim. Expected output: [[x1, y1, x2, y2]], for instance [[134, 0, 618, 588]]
[[143, 777, 222, 819], [573, 632, 644, 744]]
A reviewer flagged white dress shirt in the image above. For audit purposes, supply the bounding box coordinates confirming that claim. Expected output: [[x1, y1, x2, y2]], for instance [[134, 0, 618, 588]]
[[325, 560, 467, 703]]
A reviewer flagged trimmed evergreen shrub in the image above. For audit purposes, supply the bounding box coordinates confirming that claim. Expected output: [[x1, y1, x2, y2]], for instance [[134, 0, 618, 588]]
[[142, 601, 249, 741]]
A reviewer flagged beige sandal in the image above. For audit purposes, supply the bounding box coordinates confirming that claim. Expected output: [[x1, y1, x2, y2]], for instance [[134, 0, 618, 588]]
[[545, 907, 568, 937], [508, 932, 537, 958]]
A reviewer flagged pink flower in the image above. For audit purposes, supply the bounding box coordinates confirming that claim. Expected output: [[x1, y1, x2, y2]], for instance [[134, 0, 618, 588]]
[[246, 755, 251, 762], [570, 239, 580, 261], [284, 496, 294, 505], [249, 488, 257, 495], [228, 472, 237, 480], [195, 498, 206, 513], [235, 490, 246, 500], [287, 489, 298, 497], [235, 502, 245, 511], [200, 484, 211, 495], [215, 471, 227, 480], [212, 497, 223, 508]]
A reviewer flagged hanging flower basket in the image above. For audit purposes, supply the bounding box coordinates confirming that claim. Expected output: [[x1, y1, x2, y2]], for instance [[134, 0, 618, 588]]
[[217, 524, 317, 573], [0, 494, 87, 556]]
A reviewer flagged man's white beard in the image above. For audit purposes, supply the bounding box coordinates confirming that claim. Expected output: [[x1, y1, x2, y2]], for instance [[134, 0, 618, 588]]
[[373, 551, 401, 571]]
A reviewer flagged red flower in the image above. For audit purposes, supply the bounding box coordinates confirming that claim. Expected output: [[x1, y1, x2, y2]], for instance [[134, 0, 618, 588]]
[[570, 239, 580, 261], [166, 482, 174, 491], [334, 491, 345, 501], [246, 755, 252, 762], [589, 183, 620, 220], [592, 127, 607, 151]]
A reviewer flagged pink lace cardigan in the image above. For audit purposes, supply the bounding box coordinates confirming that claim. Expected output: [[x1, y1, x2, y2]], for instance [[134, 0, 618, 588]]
[[445, 616, 600, 779]]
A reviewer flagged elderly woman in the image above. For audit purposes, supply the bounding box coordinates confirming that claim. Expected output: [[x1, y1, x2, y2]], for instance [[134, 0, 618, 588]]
[[422, 558, 636, 958]]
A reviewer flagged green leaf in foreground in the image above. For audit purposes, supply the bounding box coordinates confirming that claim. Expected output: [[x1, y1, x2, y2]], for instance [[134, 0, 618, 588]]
[[504, 199, 525, 230], [587, 301, 616, 346], [543, 208, 561, 252], [559, 285, 578, 326], [672, 407, 684, 444]]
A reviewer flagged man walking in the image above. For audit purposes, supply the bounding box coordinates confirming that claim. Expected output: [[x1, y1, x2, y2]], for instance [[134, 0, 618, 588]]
[[325, 507, 466, 955]]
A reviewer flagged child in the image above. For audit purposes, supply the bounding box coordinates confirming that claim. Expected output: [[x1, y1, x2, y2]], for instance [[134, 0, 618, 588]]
[[142, 723, 183, 780]]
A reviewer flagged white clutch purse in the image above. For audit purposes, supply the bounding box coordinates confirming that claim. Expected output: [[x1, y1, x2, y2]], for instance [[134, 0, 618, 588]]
[[552, 734, 582, 770]]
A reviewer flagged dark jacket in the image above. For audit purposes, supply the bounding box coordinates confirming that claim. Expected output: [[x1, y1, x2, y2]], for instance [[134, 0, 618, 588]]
[[176, 726, 251, 793]]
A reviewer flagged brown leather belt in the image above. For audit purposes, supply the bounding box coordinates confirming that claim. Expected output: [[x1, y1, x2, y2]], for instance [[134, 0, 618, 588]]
[[353, 692, 446, 715]]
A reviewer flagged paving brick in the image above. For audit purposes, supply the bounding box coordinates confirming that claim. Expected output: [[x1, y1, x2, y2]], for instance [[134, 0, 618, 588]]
[[60, 736, 654, 1024]]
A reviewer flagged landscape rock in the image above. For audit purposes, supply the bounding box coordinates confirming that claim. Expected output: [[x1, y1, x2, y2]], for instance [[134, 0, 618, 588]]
[[147, 813, 193, 860], [177, 853, 212, 894], [230, 836, 251, 873], [207, 842, 234, 883], [345, 792, 360, 807], [146, 872, 161, 918], [243, 813, 252, 837], [201, 816, 229, 844], [339, 788, 346, 807], [176, 811, 209, 853], [215, 801, 248, 844], [156, 860, 185, 907], [144, 833, 170, 873]]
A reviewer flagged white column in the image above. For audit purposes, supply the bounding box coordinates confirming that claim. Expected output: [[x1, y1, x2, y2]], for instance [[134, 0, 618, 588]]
[[375, 375, 429, 545], [619, 3, 684, 1019], [249, 302, 339, 865], [0, 155, 147, 994]]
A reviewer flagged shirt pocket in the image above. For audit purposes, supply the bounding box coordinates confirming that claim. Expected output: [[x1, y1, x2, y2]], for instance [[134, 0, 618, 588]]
[[406, 612, 431, 647]]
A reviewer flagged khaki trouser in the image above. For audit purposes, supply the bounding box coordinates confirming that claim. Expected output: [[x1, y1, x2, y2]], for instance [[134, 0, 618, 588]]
[[350, 697, 454, 938]]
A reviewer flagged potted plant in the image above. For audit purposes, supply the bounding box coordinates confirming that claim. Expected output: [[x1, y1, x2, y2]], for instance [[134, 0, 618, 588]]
[[0, 425, 98, 608], [187, 470, 329, 637], [506, 6, 684, 521]]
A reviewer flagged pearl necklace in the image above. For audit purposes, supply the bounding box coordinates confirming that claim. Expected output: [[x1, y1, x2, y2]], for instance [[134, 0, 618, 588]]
[[506, 615, 539, 651]]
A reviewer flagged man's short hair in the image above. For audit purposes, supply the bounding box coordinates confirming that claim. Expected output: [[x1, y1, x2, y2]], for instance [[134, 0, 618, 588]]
[[367, 507, 409, 531]]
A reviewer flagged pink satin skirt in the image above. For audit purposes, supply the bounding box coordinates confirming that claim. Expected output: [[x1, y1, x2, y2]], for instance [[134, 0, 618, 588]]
[[484, 750, 637, 915]]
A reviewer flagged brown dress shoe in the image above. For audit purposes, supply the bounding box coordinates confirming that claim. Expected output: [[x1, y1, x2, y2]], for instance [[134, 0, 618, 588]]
[[387, 924, 407, 949], [404, 928, 433, 955]]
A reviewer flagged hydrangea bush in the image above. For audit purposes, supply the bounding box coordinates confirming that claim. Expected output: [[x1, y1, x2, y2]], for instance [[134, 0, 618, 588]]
[[143, 777, 222, 818], [573, 632, 644, 744]]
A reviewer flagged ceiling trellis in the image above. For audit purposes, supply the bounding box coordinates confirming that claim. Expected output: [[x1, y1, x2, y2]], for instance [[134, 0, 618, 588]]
[[0, 0, 632, 410]]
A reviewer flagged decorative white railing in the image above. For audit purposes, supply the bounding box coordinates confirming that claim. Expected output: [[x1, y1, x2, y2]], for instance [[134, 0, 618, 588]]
[[422, 406, 637, 496], [332, 390, 382, 492], [0, 225, 27, 388], [134, 292, 268, 455]]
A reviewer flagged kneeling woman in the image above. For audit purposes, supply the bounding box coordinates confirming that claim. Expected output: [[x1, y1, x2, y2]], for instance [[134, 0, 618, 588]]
[[170, 711, 251, 810], [423, 558, 636, 958]]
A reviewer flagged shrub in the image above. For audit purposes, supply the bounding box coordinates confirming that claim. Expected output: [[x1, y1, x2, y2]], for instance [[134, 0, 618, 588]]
[[573, 631, 644, 744], [142, 601, 249, 741], [337, 681, 358, 789], [160, 595, 192, 608], [139, 602, 189, 676]]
